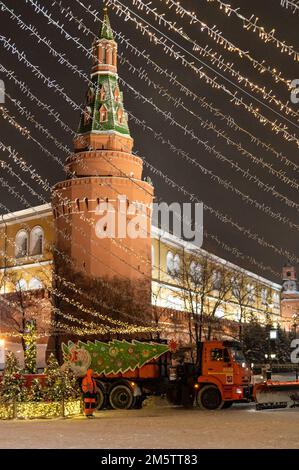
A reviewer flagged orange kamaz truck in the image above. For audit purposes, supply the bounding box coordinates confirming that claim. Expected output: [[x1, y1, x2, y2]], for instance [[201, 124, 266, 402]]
[[62, 338, 253, 410]]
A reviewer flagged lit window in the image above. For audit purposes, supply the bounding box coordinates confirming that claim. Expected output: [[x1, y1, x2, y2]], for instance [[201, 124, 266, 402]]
[[272, 291, 280, 306], [212, 271, 221, 290], [231, 276, 239, 297], [190, 262, 202, 283], [166, 251, 174, 275], [28, 278, 43, 290], [15, 230, 28, 258], [173, 254, 180, 276], [15, 279, 27, 291], [261, 288, 268, 305], [247, 283, 255, 303], [30, 226, 44, 256]]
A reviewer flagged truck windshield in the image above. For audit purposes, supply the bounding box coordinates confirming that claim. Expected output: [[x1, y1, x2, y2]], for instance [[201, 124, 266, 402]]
[[230, 348, 246, 364]]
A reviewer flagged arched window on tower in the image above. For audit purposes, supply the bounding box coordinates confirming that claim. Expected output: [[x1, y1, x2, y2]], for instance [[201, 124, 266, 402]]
[[99, 105, 108, 122], [30, 226, 44, 256], [114, 87, 120, 102], [15, 278, 28, 292], [102, 46, 107, 64], [28, 278, 43, 290], [99, 85, 106, 101], [15, 230, 29, 258], [83, 106, 91, 126], [117, 107, 123, 124], [86, 87, 94, 104]]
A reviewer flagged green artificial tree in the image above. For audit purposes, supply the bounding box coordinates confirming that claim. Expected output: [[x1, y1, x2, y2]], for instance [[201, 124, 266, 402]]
[[44, 354, 63, 401], [23, 320, 37, 374], [61, 367, 81, 400], [29, 378, 44, 402], [0, 351, 26, 403]]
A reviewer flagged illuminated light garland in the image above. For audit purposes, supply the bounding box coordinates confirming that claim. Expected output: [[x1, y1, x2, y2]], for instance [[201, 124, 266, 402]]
[[1, 2, 298, 280], [141, 158, 299, 264], [160, 0, 299, 70], [280, 0, 299, 14], [4, 15, 299, 222], [0, 107, 30, 138], [119, 55, 299, 190], [0, 244, 159, 335], [106, 1, 299, 148], [122, 82, 299, 215], [49, 0, 299, 173], [25, 0, 296, 190], [129, 0, 299, 125], [204, 0, 299, 61], [2, 50, 299, 268], [4, 65, 299, 264], [0, 110, 284, 280], [3, 90, 72, 156]]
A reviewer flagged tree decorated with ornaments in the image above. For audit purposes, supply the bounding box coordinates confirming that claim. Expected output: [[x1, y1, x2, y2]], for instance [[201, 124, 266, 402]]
[[44, 353, 63, 401], [0, 351, 27, 403]]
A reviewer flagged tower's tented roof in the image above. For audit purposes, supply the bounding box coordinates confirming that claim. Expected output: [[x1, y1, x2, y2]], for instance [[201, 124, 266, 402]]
[[100, 7, 114, 40]]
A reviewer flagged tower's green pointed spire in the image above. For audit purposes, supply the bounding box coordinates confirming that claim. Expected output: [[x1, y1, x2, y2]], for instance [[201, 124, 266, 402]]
[[100, 4, 114, 40]]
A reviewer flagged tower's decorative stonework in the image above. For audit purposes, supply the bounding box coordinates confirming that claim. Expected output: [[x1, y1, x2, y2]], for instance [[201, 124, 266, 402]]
[[52, 8, 154, 281], [281, 263, 299, 330]]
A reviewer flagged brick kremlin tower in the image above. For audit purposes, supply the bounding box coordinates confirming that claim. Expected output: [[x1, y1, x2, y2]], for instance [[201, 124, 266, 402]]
[[52, 7, 154, 283]]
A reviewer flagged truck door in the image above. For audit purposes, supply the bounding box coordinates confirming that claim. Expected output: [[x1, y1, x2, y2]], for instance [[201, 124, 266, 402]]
[[203, 344, 232, 385]]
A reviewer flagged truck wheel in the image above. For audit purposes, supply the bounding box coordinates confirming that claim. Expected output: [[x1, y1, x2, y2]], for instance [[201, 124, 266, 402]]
[[109, 385, 134, 410], [96, 387, 105, 410], [196, 385, 223, 410], [222, 401, 233, 409]]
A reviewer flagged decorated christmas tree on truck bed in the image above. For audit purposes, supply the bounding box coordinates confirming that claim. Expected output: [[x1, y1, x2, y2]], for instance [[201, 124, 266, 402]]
[[62, 340, 170, 376]]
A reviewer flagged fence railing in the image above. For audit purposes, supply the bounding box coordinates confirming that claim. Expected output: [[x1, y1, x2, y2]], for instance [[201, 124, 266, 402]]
[[0, 398, 82, 420]]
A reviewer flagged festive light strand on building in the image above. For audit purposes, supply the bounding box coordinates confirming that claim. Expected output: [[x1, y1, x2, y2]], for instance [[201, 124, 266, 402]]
[[49, 0, 299, 173], [158, 0, 299, 70], [106, 1, 299, 148], [204, 0, 299, 61], [129, 0, 299, 125], [0, 243, 159, 335]]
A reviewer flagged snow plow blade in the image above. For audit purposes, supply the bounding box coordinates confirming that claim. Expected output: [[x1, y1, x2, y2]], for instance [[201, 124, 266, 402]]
[[254, 381, 299, 410]]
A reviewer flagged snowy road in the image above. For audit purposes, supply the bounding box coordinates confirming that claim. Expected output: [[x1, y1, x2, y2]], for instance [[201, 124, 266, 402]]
[[1, 402, 299, 449]]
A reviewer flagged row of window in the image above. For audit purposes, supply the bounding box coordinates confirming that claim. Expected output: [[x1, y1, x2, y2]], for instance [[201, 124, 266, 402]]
[[15, 227, 44, 258], [83, 105, 124, 126], [15, 278, 43, 291], [164, 251, 280, 306]]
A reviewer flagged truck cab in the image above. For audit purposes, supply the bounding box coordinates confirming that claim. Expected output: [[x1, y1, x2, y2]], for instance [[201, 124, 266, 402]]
[[196, 340, 252, 410]]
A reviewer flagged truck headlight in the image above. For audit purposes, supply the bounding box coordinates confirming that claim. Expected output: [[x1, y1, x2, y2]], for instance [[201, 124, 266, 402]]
[[235, 388, 243, 394]]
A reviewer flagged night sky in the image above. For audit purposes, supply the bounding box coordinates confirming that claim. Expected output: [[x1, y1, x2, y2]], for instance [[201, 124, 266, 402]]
[[0, 0, 298, 283]]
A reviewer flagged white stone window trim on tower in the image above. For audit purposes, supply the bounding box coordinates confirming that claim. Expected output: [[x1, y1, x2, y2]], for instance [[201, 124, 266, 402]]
[[29, 226, 44, 256], [15, 229, 29, 259]]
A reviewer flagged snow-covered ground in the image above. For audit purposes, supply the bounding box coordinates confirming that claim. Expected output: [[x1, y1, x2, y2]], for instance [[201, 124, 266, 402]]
[[1, 402, 299, 449]]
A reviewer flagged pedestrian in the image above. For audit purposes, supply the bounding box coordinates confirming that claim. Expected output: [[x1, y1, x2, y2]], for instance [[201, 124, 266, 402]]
[[81, 368, 97, 418]]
